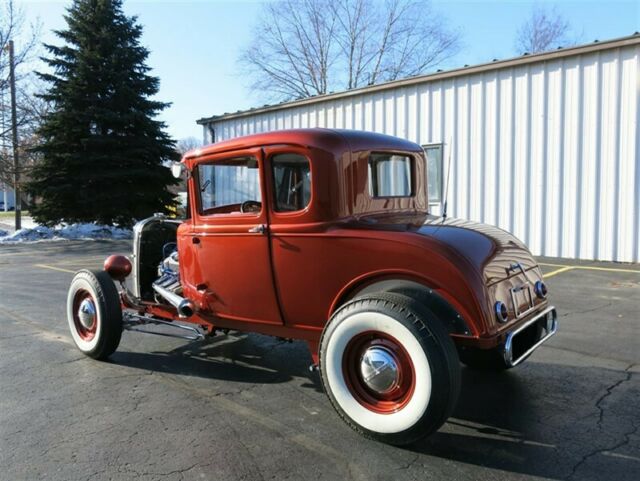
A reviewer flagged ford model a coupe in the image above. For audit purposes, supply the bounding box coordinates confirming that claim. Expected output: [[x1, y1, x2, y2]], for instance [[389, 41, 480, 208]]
[[67, 129, 557, 445]]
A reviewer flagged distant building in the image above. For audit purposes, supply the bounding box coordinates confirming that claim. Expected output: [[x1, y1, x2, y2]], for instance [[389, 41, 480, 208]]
[[0, 183, 14, 211], [197, 34, 640, 263]]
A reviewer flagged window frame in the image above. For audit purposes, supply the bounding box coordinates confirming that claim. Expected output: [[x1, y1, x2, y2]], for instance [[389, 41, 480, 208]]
[[270, 152, 313, 214], [422, 143, 444, 204], [194, 153, 264, 218], [262, 145, 315, 220], [367, 152, 416, 199]]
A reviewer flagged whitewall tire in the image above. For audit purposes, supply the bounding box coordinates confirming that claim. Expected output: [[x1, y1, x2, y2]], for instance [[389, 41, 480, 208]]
[[67, 270, 122, 360], [320, 292, 460, 445]]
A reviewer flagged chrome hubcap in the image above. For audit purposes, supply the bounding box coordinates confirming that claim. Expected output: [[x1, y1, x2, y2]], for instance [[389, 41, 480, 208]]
[[359, 346, 400, 394], [78, 298, 96, 329]]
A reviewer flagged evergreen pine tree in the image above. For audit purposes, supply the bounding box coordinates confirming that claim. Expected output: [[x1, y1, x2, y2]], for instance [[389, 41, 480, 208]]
[[28, 0, 178, 227]]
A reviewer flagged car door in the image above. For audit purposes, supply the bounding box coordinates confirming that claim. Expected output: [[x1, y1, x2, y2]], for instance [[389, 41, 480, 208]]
[[183, 147, 282, 325], [263, 146, 325, 329]]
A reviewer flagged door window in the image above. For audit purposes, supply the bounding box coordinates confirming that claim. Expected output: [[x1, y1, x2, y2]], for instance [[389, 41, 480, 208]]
[[271, 153, 311, 212], [198, 156, 262, 214]]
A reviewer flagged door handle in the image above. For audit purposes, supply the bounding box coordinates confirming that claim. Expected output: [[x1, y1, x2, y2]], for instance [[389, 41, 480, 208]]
[[248, 224, 267, 234]]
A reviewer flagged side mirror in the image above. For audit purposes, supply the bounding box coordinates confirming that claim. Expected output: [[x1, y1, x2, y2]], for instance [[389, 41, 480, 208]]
[[171, 162, 184, 178]]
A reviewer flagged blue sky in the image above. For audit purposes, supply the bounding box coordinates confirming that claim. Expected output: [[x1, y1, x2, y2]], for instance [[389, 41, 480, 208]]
[[16, 0, 640, 141]]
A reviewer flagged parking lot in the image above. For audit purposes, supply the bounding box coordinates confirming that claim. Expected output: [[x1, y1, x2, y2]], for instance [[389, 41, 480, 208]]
[[0, 240, 638, 480]]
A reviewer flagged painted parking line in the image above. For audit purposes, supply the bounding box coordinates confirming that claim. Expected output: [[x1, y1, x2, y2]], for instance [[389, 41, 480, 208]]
[[33, 264, 75, 274], [540, 262, 640, 279], [544, 266, 576, 278], [32, 261, 640, 277], [539, 262, 640, 275], [569, 265, 640, 274], [44, 258, 107, 268]]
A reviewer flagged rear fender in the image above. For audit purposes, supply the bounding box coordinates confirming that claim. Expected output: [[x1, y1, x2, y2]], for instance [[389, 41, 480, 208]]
[[333, 278, 473, 336]]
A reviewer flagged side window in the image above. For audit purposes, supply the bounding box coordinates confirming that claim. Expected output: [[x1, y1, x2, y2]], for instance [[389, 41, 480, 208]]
[[422, 144, 443, 203], [271, 153, 311, 212], [198, 156, 261, 214], [368, 153, 414, 197]]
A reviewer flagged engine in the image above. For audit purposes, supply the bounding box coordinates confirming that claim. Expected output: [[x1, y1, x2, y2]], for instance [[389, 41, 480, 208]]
[[131, 215, 181, 300], [153, 243, 182, 301], [130, 215, 195, 318]]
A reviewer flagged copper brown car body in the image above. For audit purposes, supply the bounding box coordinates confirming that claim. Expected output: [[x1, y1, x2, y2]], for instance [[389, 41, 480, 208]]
[[67, 129, 557, 445]]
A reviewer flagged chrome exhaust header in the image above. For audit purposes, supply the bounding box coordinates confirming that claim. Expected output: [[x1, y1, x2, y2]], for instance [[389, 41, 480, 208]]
[[152, 283, 196, 318], [178, 298, 195, 318]]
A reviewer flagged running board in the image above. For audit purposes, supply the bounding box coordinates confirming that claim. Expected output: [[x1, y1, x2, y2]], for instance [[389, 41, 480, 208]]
[[123, 312, 204, 341]]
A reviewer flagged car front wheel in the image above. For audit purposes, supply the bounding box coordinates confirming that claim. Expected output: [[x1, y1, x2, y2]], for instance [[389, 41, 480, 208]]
[[320, 293, 460, 445], [67, 269, 122, 360]]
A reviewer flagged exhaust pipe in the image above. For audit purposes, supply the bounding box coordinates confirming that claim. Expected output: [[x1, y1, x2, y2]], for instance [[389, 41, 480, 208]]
[[152, 283, 196, 318]]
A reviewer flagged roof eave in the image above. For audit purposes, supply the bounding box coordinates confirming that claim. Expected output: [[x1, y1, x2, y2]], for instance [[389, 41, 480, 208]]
[[197, 33, 640, 125]]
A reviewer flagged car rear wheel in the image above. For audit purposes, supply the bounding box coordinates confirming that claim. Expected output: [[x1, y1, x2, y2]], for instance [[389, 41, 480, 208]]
[[67, 269, 122, 360], [320, 293, 460, 445]]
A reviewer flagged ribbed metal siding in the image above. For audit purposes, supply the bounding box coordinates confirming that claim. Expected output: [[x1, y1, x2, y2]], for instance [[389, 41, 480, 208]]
[[205, 45, 639, 263]]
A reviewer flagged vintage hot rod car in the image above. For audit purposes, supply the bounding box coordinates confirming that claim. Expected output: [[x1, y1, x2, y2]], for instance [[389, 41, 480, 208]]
[[67, 129, 557, 445]]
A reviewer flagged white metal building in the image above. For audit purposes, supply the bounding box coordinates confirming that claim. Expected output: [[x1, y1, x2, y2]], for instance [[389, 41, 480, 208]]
[[197, 35, 640, 263], [0, 184, 15, 211]]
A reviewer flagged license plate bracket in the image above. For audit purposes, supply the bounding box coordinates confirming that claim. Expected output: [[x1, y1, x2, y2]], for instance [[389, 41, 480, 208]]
[[510, 283, 534, 318]]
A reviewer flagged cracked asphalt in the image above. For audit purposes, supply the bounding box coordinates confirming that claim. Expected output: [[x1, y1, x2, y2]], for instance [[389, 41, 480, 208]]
[[0, 241, 639, 481]]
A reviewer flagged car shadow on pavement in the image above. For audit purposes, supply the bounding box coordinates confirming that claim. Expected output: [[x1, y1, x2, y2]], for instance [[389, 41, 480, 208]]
[[408, 364, 638, 481], [109, 333, 637, 480], [110, 332, 322, 391]]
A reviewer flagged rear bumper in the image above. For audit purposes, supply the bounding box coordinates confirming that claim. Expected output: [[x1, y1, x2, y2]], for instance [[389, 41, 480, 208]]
[[502, 306, 557, 367]]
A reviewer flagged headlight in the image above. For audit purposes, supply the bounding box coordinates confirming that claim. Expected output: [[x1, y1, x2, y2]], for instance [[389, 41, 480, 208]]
[[495, 301, 508, 323]]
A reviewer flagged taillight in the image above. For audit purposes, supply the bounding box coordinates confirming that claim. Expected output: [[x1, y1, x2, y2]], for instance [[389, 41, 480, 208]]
[[495, 301, 508, 323], [534, 281, 548, 299]]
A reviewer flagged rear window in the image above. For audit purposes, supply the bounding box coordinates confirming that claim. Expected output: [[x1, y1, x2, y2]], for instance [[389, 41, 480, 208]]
[[368, 154, 414, 197]]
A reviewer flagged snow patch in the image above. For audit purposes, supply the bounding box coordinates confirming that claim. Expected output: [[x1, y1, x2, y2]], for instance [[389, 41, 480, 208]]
[[0, 223, 132, 243]]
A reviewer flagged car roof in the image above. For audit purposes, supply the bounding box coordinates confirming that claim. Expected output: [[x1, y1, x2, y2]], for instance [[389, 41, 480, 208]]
[[183, 128, 423, 163]]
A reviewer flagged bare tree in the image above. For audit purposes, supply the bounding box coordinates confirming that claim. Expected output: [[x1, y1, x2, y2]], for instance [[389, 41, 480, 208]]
[[515, 5, 572, 54], [239, 0, 460, 101], [176, 136, 203, 156], [0, 0, 43, 192]]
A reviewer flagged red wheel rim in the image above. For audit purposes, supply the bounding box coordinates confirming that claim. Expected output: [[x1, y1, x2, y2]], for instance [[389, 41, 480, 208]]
[[72, 289, 98, 341], [342, 331, 416, 414]]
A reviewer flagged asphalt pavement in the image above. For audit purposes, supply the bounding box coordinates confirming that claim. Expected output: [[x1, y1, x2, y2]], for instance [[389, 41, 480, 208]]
[[0, 240, 638, 480]]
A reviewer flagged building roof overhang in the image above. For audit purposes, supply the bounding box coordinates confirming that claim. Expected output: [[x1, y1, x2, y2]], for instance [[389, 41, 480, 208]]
[[197, 33, 640, 125]]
